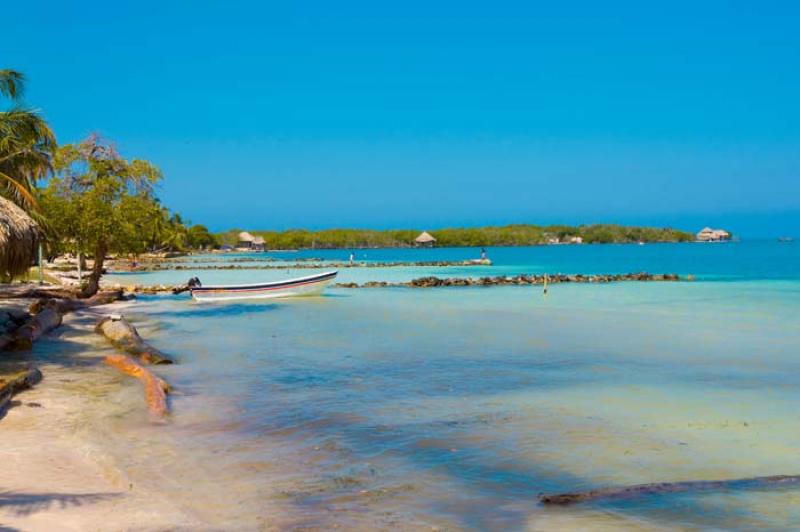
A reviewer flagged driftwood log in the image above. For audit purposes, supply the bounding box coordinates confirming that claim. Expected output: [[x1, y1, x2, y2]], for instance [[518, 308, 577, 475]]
[[95, 316, 173, 364], [0, 368, 43, 410], [104, 354, 170, 417], [3, 291, 126, 352], [0, 288, 80, 300], [6, 308, 63, 351], [539, 474, 800, 505], [28, 290, 126, 314]]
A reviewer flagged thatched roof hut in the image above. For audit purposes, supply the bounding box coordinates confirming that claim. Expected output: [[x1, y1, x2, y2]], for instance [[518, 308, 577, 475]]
[[237, 231, 255, 248], [415, 231, 436, 247], [0, 196, 41, 281], [252, 236, 265, 250]]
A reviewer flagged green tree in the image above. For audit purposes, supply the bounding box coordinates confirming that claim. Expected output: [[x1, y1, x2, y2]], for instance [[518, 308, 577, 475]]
[[42, 135, 162, 296], [0, 69, 56, 209], [162, 213, 190, 251], [187, 224, 217, 249]]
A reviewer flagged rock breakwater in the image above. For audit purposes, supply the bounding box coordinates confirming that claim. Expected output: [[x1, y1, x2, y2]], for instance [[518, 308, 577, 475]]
[[116, 272, 682, 294], [109, 259, 492, 272], [334, 272, 681, 288]]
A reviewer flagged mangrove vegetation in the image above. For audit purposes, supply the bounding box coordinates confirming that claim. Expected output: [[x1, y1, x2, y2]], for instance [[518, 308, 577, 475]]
[[216, 224, 694, 250]]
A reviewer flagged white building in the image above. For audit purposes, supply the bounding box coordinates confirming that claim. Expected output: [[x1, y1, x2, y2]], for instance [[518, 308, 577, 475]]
[[696, 227, 730, 242]]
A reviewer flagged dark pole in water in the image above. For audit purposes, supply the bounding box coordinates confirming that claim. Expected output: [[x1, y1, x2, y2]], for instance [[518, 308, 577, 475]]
[[539, 474, 800, 506]]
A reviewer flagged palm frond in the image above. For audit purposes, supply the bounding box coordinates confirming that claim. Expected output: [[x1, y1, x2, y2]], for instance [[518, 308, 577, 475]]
[[0, 170, 39, 208], [0, 107, 55, 213], [0, 69, 25, 101]]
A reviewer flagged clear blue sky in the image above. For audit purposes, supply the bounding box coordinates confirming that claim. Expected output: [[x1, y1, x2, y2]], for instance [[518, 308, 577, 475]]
[[4, 1, 799, 235]]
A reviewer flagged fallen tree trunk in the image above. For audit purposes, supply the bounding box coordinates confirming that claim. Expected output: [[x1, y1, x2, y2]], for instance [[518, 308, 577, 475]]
[[0, 288, 80, 300], [28, 290, 126, 314], [539, 474, 800, 505], [6, 308, 63, 351], [95, 316, 173, 365], [0, 368, 43, 410], [1, 291, 127, 353], [104, 354, 169, 417]]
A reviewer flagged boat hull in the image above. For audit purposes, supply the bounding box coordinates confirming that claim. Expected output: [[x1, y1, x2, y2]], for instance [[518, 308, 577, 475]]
[[190, 271, 337, 302]]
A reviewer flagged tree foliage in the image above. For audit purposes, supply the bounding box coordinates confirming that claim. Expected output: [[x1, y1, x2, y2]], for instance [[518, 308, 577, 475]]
[[216, 224, 693, 249], [39, 135, 214, 293], [0, 69, 56, 210], [40, 136, 162, 294], [187, 224, 217, 249]]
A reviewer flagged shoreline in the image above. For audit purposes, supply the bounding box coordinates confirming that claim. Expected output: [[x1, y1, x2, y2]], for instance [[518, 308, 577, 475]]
[[0, 298, 293, 530], [0, 302, 201, 530]]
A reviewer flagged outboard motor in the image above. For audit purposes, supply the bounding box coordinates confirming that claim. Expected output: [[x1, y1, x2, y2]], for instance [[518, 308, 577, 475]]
[[174, 276, 203, 295]]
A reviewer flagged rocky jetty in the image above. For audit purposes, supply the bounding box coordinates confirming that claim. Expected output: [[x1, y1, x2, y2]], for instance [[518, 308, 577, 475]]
[[108, 259, 493, 272], [113, 272, 681, 294], [336, 272, 681, 289]]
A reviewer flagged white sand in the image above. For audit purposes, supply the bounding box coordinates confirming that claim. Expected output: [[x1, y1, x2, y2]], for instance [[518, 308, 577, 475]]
[[0, 304, 206, 531]]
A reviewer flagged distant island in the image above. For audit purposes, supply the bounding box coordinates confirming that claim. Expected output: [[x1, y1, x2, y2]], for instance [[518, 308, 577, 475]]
[[216, 224, 694, 250]]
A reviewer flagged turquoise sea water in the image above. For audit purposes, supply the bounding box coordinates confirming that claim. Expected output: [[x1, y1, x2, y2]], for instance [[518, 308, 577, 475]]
[[107, 239, 800, 286], [99, 241, 800, 529]]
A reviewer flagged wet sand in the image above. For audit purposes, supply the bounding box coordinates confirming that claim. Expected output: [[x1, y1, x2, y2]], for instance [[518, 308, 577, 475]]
[[1, 305, 195, 530], [0, 304, 295, 531]]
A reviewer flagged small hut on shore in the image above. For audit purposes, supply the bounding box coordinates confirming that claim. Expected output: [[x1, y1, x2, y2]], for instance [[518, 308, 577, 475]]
[[252, 236, 266, 251], [415, 231, 436, 248], [237, 231, 256, 249], [0, 196, 41, 281]]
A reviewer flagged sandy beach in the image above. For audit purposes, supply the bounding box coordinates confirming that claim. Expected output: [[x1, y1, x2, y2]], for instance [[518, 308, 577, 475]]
[[1, 298, 307, 531], [1, 305, 200, 531]]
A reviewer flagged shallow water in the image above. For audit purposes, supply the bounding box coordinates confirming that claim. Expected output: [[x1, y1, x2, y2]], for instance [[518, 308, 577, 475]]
[[96, 241, 800, 529], [107, 239, 800, 288]]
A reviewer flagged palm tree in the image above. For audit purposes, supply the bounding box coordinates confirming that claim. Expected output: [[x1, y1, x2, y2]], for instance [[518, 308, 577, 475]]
[[0, 69, 56, 209]]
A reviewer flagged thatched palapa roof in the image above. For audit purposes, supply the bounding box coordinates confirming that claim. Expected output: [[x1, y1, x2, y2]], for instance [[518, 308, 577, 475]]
[[415, 231, 436, 243], [238, 231, 255, 243], [0, 196, 41, 280], [253, 236, 265, 245]]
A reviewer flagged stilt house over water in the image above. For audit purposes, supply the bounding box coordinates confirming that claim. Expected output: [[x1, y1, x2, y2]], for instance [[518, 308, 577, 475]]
[[415, 231, 436, 248]]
